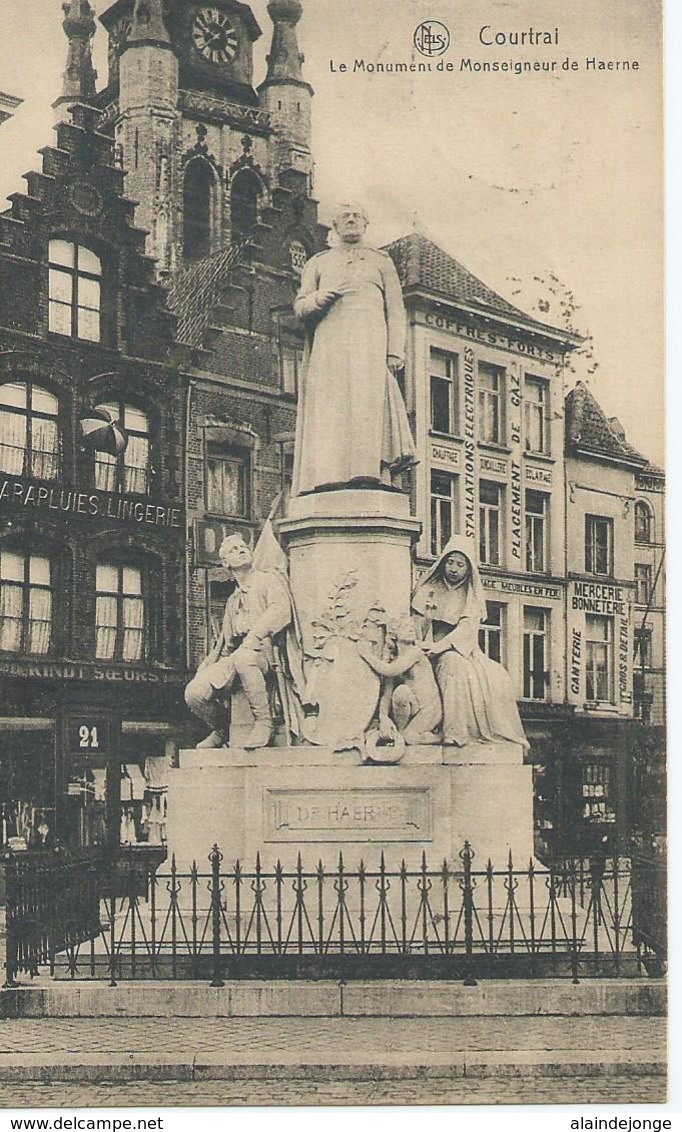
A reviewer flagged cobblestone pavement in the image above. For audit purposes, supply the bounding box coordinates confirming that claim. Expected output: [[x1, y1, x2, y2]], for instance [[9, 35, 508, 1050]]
[[0, 1015, 665, 1108], [0, 1015, 665, 1057], [0, 1076, 666, 1107]]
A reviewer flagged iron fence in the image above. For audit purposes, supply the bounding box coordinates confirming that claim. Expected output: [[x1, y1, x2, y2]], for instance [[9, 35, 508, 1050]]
[[2, 847, 103, 986], [630, 850, 667, 975], [47, 842, 660, 984]]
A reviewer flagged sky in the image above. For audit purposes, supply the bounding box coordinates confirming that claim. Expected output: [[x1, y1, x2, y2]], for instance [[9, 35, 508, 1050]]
[[0, 0, 665, 465]]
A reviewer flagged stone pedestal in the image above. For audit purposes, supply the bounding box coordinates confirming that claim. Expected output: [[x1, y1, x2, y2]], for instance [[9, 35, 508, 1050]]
[[165, 742, 534, 875], [278, 489, 421, 652]]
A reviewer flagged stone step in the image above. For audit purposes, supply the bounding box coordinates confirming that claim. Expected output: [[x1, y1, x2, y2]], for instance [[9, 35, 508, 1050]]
[[1, 978, 665, 1019]]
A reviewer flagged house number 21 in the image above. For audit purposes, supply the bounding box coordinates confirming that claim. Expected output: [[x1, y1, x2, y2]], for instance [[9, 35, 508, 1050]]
[[79, 725, 100, 749]]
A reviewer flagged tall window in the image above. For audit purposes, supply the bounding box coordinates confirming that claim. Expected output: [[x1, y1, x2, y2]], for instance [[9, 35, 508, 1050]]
[[430, 470, 458, 557], [430, 349, 458, 435], [634, 627, 652, 669], [0, 382, 60, 479], [585, 515, 613, 576], [231, 169, 260, 237], [524, 375, 550, 454], [634, 563, 652, 606], [525, 490, 548, 573], [48, 240, 101, 342], [280, 447, 294, 493], [206, 446, 249, 517], [523, 607, 548, 700], [479, 601, 504, 663], [479, 481, 502, 566], [183, 159, 214, 261], [96, 563, 144, 662], [0, 549, 52, 655], [94, 402, 150, 495], [280, 340, 304, 396], [634, 501, 652, 543], [585, 614, 613, 703], [478, 362, 504, 444]]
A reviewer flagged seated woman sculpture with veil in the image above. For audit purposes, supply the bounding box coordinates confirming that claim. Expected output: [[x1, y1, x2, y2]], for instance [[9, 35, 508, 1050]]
[[412, 536, 528, 749]]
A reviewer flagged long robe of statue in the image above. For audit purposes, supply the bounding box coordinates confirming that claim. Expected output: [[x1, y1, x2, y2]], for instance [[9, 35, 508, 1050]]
[[292, 207, 415, 495]]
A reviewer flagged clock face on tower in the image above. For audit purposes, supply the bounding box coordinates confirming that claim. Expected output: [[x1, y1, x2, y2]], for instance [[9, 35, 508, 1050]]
[[192, 7, 239, 65]]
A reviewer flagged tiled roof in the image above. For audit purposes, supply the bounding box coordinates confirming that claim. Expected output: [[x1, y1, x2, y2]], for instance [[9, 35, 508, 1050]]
[[638, 459, 665, 479], [166, 239, 253, 348], [565, 382, 649, 467], [384, 232, 559, 333]]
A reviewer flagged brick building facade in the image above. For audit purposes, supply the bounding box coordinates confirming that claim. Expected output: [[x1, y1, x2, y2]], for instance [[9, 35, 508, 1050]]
[[0, 95, 187, 860]]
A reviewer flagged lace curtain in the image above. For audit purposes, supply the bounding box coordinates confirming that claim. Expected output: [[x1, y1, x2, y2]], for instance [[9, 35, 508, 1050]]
[[0, 409, 59, 479], [0, 583, 22, 651], [31, 417, 60, 480], [0, 581, 51, 653], [0, 410, 26, 475], [95, 595, 117, 660], [123, 596, 144, 661], [28, 587, 52, 654]]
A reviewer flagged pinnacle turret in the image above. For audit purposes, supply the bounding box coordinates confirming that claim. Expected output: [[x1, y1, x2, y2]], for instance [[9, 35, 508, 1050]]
[[127, 0, 171, 48], [54, 0, 97, 111]]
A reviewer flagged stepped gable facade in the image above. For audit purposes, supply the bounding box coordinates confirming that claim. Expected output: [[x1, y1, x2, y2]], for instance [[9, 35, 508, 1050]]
[[0, 98, 187, 858]]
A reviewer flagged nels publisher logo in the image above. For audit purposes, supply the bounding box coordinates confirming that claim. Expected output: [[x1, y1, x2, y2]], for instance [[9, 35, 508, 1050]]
[[413, 20, 451, 57]]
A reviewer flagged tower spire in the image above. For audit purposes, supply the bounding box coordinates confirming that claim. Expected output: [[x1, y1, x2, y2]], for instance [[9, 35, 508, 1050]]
[[263, 0, 305, 83], [54, 0, 97, 113], [128, 0, 171, 48]]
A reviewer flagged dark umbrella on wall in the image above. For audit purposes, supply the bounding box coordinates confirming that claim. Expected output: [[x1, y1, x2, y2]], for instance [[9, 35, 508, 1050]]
[[79, 406, 128, 456]]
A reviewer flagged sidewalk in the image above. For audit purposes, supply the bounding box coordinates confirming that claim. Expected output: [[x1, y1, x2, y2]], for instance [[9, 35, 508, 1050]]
[[0, 997, 666, 1107]]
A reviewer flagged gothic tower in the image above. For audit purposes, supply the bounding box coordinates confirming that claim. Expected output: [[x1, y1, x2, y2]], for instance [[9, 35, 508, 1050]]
[[98, 0, 314, 272], [258, 0, 313, 188]]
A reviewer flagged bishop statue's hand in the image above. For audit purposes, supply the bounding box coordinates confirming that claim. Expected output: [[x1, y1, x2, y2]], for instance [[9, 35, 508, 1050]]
[[387, 355, 403, 374]]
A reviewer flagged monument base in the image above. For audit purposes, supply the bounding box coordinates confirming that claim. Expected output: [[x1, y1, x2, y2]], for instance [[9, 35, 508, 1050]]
[[166, 742, 534, 874]]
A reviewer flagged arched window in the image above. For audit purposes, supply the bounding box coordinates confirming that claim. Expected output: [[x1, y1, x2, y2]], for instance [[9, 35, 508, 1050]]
[[230, 169, 260, 237], [48, 240, 101, 342], [94, 401, 150, 495], [0, 547, 53, 655], [183, 159, 214, 261], [634, 501, 652, 544], [0, 381, 60, 479]]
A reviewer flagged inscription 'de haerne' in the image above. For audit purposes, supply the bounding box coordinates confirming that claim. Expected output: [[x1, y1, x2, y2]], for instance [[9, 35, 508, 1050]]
[[266, 788, 432, 843]]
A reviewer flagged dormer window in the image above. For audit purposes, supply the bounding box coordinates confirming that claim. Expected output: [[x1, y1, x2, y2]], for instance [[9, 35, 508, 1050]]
[[634, 501, 653, 544], [48, 240, 101, 342]]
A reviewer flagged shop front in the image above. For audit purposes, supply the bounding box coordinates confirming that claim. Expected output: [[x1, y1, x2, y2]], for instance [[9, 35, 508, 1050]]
[[0, 658, 188, 870]]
